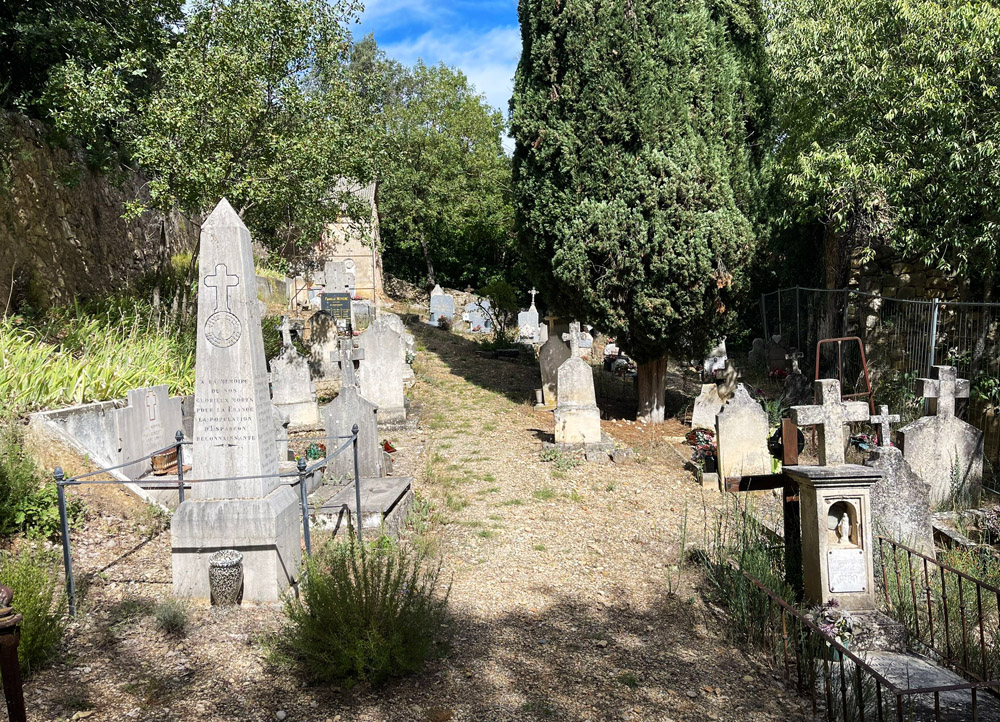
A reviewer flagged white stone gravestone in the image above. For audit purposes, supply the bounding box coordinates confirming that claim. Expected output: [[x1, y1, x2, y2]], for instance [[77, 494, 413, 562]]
[[270, 345, 321, 431], [715, 384, 771, 480], [114, 385, 183, 480], [898, 365, 984, 506], [429, 285, 455, 327], [171, 199, 301, 602], [538, 334, 571, 407], [553, 323, 602, 445], [357, 317, 406, 425], [325, 341, 382, 480]]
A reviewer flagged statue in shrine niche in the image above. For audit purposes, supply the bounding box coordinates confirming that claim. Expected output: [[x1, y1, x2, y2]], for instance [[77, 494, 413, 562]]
[[837, 513, 851, 544]]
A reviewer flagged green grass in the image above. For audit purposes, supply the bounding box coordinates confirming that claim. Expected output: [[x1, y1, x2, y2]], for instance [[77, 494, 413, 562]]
[[477, 529, 497, 539], [500, 499, 523, 507], [533, 543, 547, 552], [533, 487, 557, 501], [616, 672, 640, 688], [445, 494, 468, 511], [566, 489, 583, 502]]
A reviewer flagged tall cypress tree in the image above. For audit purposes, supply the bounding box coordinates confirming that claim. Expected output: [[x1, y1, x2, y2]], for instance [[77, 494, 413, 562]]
[[512, 0, 767, 422]]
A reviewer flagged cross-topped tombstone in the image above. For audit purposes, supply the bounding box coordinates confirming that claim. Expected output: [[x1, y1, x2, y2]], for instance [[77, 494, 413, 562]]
[[869, 405, 900, 448], [338, 338, 364, 388], [785, 350, 804, 375], [561, 321, 581, 357], [172, 198, 300, 602], [917, 365, 970, 418], [278, 316, 293, 348], [114, 385, 183, 480], [790, 379, 870, 466]]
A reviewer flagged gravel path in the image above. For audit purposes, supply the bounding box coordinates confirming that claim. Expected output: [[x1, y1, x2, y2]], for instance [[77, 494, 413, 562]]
[[27, 318, 815, 722]]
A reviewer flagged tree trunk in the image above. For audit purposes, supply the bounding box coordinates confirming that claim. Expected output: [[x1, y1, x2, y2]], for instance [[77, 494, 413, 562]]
[[418, 231, 435, 288], [637, 356, 668, 423]]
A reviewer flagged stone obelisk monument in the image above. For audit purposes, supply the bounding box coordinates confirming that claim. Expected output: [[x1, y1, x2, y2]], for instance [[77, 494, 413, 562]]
[[171, 199, 301, 601]]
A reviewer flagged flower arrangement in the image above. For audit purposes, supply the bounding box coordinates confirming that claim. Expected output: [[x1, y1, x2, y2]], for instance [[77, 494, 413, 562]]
[[806, 599, 854, 648], [305, 442, 327, 461], [685, 428, 717, 467], [849, 432, 878, 452]]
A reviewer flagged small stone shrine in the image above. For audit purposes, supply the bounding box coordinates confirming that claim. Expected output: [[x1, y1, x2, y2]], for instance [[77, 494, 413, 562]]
[[715, 384, 771, 480], [172, 199, 300, 602], [269, 319, 321, 431], [787, 378, 882, 610], [866, 406, 934, 555], [325, 340, 382, 479], [898, 365, 984, 507], [114, 385, 184, 480], [553, 323, 602, 447], [429, 285, 455, 327], [357, 317, 406, 425]]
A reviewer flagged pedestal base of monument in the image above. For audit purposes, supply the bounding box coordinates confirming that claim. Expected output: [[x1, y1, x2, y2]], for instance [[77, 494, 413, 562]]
[[784, 464, 882, 612], [171, 485, 301, 602], [545, 432, 615, 463], [553, 405, 602, 446], [314, 477, 413, 538]]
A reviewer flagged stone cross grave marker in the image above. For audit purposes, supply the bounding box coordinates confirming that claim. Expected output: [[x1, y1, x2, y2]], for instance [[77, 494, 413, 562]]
[[554, 337, 602, 446], [338, 338, 364, 388], [278, 315, 293, 348], [114, 385, 183, 480], [899, 365, 983, 506], [869, 405, 900, 448], [171, 198, 300, 602], [561, 321, 581, 355], [790, 379, 870, 466], [714, 359, 739, 399], [785, 350, 804, 374]]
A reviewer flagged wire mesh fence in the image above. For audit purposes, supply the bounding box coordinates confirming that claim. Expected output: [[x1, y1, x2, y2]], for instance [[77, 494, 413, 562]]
[[761, 287, 1000, 488]]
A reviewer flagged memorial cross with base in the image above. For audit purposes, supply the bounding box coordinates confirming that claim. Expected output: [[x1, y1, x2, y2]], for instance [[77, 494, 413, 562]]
[[790, 379, 870, 466], [917, 365, 969, 418], [869, 404, 900, 448], [529, 287, 538, 307], [338, 339, 365, 388], [278, 316, 293, 348], [785, 350, 804, 374], [561, 321, 581, 356]]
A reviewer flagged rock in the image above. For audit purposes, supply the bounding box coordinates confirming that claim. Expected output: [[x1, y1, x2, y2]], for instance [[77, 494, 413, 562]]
[[276, 711, 287, 721]]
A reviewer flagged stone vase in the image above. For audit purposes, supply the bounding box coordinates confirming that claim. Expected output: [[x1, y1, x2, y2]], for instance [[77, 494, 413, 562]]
[[208, 549, 244, 606]]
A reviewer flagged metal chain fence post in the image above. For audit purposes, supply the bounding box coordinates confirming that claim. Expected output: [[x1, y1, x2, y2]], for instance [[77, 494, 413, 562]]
[[175, 430, 185, 504], [297, 457, 311, 557], [53, 467, 75, 616], [352, 424, 362, 542]]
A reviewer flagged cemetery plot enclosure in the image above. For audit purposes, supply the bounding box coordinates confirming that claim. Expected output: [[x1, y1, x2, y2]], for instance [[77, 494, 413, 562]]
[[760, 287, 1000, 489]]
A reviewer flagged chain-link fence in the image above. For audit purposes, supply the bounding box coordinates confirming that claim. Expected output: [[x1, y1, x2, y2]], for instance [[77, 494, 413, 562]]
[[760, 287, 1000, 485]]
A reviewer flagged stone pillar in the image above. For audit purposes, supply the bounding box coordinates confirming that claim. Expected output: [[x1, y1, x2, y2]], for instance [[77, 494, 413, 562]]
[[784, 465, 881, 611], [171, 199, 301, 602]]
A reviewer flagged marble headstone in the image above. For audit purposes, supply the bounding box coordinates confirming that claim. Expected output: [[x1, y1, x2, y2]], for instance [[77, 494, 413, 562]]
[[465, 300, 492, 333], [866, 445, 934, 555], [899, 365, 984, 506], [325, 350, 382, 480], [270, 345, 321, 430], [357, 317, 406, 425], [172, 199, 300, 602], [324, 260, 354, 295], [691, 383, 725, 430], [429, 285, 455, 327], [114, 385, 183, 480], [715, 384, 771, 479], [518, 306, 540, 343], [307, 310, 340, 381]]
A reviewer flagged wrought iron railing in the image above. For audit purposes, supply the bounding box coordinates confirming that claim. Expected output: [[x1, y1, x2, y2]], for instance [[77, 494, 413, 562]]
[[877, 536, 1000, 684], [52, 426, 361, 615]]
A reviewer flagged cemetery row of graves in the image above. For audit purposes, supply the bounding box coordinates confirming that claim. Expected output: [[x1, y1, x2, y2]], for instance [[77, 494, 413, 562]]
[[0, 202, 998, 720]]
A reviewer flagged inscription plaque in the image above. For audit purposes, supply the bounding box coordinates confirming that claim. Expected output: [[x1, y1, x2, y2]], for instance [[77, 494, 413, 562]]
[[321, 292, 352, 320], [828, 548, 867, 593]]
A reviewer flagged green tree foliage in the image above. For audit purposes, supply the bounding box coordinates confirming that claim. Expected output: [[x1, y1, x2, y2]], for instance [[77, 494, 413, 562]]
[[42, 0, 378, 249], [353, 38, 514, 290], [512, 0, 767, 421], [0, 0, 181, 114], [770, 0, 1000, 290]]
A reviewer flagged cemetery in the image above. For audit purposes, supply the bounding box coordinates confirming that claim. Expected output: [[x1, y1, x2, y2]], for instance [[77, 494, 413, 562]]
[[3, 2, 1000, 721]]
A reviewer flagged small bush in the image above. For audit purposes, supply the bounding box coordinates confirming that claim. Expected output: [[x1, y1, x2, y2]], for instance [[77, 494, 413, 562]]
[[0, 425, 40, 537], [278, 536, 449, 687], [1, 545, 66, 674], [153, 598, 188, 636]]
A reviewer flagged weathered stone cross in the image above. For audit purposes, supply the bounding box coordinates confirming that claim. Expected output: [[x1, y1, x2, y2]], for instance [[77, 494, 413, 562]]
[[917, 365, 970, 419], [713, 360, 739, 398], [278, 316, 293, 348], [338, 338, 365, 388], [529, 287, 538, 307], [869, 404, 900, 447], [785, 350, 804, 374], [790, 379, 870, 466], [204, 263, 239, 312], [562, 321, 581, 356]]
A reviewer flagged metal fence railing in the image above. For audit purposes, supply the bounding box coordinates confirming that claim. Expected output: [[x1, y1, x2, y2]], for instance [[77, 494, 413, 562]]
[[761, 287, 1000, 485], [53, 426, 362, 616]]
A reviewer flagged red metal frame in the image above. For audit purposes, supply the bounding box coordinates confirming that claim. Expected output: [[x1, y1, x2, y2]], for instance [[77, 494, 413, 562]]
[[813, 336, 875, 414]]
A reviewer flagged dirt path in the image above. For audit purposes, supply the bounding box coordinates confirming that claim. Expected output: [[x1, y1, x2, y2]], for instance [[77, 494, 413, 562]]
[[28, 319, 814, 722]]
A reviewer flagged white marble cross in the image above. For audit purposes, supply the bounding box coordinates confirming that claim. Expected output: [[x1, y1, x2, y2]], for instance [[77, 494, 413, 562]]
[[529, 287, 538, 307], [790, 379, 870, 466], [562, 321, 581, 356], [278, 316, 293, 348], [785, 350, 804, 374], [869, 404, 900, 447], [917, 365, 970, 419]]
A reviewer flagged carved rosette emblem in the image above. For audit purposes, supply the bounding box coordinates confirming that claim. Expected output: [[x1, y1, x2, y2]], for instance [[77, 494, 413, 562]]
[[203, 263, 242, 348]]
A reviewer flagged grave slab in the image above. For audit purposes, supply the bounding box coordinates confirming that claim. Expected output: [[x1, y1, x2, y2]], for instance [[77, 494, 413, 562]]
[[315, 477, 414, 538], [538, 336, 571, 407]]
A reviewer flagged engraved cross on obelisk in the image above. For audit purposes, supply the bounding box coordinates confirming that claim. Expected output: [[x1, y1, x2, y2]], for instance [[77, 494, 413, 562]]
[[790, 379, 870, 466], [869, 405, 900, 447], [917, 365, 970, 419], [204, 263, 239, 312], [562, 321, 581, 356]]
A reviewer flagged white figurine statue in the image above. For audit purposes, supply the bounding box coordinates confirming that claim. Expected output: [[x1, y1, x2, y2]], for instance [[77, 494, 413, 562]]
[[837, 513, 851, 544]]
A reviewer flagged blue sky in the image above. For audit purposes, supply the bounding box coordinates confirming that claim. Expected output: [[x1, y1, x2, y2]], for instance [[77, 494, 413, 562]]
[[353, 0, 521, 123]]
